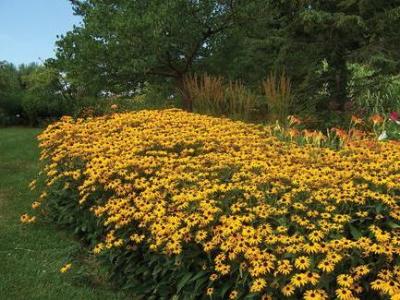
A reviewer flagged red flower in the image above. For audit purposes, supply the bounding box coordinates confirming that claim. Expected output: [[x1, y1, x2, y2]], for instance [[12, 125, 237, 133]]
[[389, 111, 399, 122]]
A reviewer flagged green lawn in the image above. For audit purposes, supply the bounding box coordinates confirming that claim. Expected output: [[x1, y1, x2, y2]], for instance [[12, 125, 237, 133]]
[[0, 128, 128, 300]]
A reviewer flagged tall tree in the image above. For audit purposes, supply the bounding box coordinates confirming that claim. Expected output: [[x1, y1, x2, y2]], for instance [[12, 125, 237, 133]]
[[53, 0, 256, 109], [53, 0, 400, 113], [0, 61, 23, 116], [263, 0, 400, 110]]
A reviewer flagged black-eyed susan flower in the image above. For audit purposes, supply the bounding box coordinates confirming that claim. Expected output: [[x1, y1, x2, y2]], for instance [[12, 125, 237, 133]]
[[229, 290, 238, 299], [335, 288, 354, 300], [250, 278, 267, 293], [281, 284, 295, 296], [60, 263, 72, 273], [291, 273, 308, 287], [295, 256, 310, 270], [337, 274, 354, 288]]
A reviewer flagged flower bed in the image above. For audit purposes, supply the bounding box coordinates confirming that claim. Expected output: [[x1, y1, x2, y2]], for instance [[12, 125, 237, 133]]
[[31, 109, 400, 299]]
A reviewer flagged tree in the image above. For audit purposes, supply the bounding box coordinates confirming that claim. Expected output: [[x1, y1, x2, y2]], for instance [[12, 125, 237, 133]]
[[20, 65, 68, 125], [0, 61, 23, 117], [53, 0, 258, 109], [262, 0, 400, 110], [53, 0, 400, 113], [0, 61, 69, 125]]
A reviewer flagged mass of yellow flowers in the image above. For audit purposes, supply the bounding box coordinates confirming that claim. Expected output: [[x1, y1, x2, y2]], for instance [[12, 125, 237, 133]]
[[32, 109, 400, 299]]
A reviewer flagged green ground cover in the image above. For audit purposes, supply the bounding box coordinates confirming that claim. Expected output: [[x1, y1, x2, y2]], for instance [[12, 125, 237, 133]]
[[0, 128, 128, 300]]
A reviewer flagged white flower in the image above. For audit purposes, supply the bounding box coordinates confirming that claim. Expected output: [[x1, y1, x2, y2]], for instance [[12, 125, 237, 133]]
[[378, 130, 388, 141]]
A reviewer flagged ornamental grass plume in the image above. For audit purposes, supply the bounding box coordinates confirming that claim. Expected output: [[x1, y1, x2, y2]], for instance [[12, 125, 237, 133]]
[[30, 109, 400, 299]]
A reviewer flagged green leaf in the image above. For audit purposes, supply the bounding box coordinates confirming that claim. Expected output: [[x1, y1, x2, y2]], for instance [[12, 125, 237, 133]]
[[387, 221, 400, 229], [220, 281, 233, 299], [189, 270, 208, 283], [349, 224, 362, 239], [176, 273, 192, 293]]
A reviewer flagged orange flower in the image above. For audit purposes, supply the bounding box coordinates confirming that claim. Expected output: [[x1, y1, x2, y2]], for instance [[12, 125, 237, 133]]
[[370, 114, 384, 125], [351, 115, 363, 125], [332, 128, 348, 141], [287, 115, 302, 126], [349, 129, 366, 140], [288, 128, 300, 138]]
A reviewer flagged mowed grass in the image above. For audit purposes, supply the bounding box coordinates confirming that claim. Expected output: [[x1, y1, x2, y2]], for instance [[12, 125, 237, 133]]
[[0, 128, 128, 300]]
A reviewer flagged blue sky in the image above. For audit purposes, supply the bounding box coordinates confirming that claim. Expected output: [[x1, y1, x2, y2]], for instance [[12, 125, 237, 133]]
[[0, 0, 80, 66]]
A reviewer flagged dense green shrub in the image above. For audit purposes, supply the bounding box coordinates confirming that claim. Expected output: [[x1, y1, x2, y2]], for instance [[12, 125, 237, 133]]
[[348, 64, 400, 115]]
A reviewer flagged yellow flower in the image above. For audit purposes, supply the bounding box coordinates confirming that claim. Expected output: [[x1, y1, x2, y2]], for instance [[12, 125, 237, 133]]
[[60, 263, 72, 273], [281, 284, 295, 296], [20, 213, 29, 223], [31, 201, 41, 209], [229, 290, 238, 299], [206, 287, 214, 296], [209, 273, 218, 281], [295, 256, 311, 270], [276, 259, 293, 275], [337, 274, 354, 288], [93, 243, 104, 254], [335, 288, 354, 300], [318, 260, 335, 273], [308, 230, 324, 242], [305, 272, 320, 285], [29, 179, 37, 190], [304, 289, 328, 300], [291, 273, 308, 287], [352, 265, 370, 278], [303, 242, 320, 254], [20, 213, 36, 224], [250, 278, 267, 293]]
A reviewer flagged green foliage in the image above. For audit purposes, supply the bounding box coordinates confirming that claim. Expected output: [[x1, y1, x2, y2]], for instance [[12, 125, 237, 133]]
[[0, 61, 24, 125], [348, 63, 400, 115], [52, 0, 252, 105], [4, 1, 400, 123], [0, 62, 70, 126], [0, 59, 179, 127], [232, 1, 400, 111], [20, 66, 70, 125]]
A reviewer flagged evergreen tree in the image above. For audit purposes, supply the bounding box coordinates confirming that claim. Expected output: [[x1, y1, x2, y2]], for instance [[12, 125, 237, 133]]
[[263, 0, 400, 110]]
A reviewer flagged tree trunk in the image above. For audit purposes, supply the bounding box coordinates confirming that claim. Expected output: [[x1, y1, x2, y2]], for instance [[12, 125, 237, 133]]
[[328, 53, 348, 111], [334, 59, 348, 111], [176, 76, 193, 112]]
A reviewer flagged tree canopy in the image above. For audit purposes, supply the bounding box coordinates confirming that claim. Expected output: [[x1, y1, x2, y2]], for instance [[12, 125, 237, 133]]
[[51, 1, 400, 111]]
